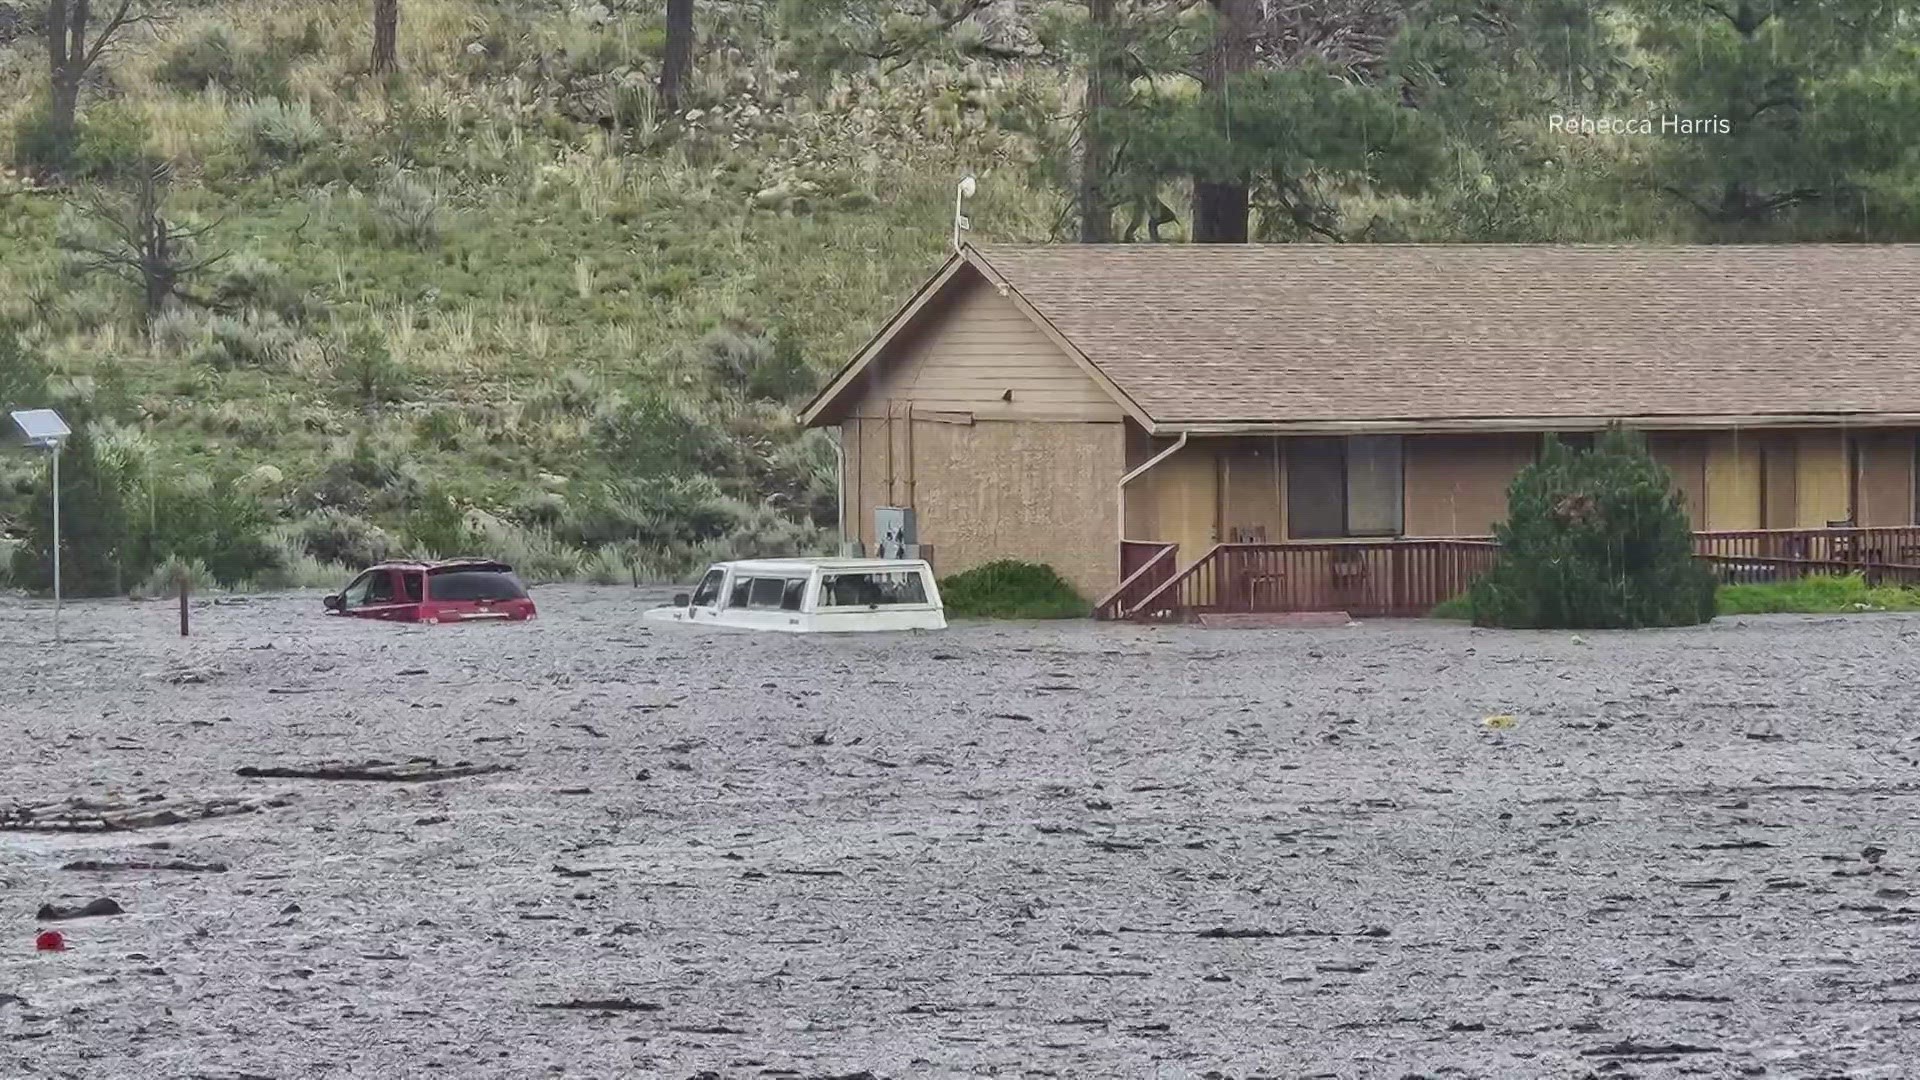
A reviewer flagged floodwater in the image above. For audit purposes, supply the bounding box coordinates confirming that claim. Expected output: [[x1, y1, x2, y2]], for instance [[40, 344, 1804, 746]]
[[3, 587, 1919, 1078]]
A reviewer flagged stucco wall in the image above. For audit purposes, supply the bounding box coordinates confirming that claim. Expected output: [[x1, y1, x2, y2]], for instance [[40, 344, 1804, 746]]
[[846, 415, 1122, 601]]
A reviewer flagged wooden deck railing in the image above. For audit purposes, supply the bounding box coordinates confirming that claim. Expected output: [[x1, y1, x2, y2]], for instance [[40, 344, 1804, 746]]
[[1115, 539, 1500, 623], [1694, 527, 1920, 566], [1100, 527, 1920, 622], [1094, 542, 1178, 621]]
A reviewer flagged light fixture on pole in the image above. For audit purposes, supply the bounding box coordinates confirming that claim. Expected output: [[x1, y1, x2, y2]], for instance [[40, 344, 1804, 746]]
[[953, 174, 977, 252], [11, 408, 72, 640]]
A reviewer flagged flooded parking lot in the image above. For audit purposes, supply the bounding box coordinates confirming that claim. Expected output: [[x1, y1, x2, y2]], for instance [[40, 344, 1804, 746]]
[[4, 587, 1920, 1078]]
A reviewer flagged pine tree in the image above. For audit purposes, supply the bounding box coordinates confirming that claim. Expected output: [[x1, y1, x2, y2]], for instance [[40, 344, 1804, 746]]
[[1468, 429, 1718, 629]]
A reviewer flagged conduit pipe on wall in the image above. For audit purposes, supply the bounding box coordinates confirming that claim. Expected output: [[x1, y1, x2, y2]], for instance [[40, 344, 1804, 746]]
[[1117, 432, 1189, 544]]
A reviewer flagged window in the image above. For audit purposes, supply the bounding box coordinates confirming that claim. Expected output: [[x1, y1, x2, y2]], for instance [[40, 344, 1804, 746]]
[[729, 576, 753, 609], [690, 569, 725, 608], [427, 568, 526, 601], [365, 571, 397, 605], [340, 572, 376, 609], [820, 571, 929, 608], [1286, 436, 1403, 539], [748, 577, 788, 609], [781, 579, 807, 611], [402, 572, 424, 603]]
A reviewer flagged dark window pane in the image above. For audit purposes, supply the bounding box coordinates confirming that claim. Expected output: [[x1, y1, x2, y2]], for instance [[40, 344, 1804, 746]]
[[1287, 438, 1346, 539], [781, 579, 806, 611], [366, 572, 396, 603], [821, 571, 928, 607], [402, 572, 424, 602], [691, 569, 724, 607], [1346, 435, 1403, 537], [729, 576, 752, 609], [748, 577, 787, 609], [427, 569, 527, 601]]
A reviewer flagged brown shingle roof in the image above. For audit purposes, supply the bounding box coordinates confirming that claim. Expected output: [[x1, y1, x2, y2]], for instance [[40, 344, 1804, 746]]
[[969, 243, 1920, 427]]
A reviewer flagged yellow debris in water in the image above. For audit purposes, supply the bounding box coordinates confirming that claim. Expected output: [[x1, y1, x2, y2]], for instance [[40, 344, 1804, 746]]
[[1482, 714, 1518, 730]]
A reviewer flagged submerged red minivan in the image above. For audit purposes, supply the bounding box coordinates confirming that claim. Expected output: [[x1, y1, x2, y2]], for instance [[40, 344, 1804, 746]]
[[323, 560, 537, 624]]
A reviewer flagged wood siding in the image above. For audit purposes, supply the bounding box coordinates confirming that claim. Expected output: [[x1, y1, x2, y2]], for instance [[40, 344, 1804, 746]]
[[1649, 435, 1709, 530], [853, 274, 1124, 423], [1217, 439, 1284, 544], [1795, 431, 1850, 526], [1854, 432, 1915, 527], [1706, 432, 1763, 531], [1126, 442, 1219, 570], [1403, 434, 1536, 537]]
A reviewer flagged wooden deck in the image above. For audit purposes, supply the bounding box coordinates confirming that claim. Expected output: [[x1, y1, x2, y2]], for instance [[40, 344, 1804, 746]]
[[1096, 528, 1920, 623]]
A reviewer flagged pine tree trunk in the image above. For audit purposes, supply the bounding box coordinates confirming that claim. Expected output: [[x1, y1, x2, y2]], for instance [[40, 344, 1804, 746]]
[[1192, 181, 1249, 243], [660, 0, 695, 115], [1192, 0, 1257, 243], [43, 0, 80, 168], [1079, 0, 1115, 244], [373, 0, 399, 75], [46, 75, 80, 162]]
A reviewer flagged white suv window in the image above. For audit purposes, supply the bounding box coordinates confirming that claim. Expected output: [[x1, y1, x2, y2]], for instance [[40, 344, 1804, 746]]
[[690, 568, 725, 607]]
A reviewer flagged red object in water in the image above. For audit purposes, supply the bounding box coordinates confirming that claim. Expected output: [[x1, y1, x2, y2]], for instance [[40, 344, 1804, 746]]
[[35, 930, 65, 952]]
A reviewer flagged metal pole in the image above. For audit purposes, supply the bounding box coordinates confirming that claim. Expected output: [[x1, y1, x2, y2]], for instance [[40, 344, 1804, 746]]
[[51, 443, 61, 642]]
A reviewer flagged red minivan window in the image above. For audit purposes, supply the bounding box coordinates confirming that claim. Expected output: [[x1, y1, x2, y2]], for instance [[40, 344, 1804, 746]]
[[427, 568, 529, 601]]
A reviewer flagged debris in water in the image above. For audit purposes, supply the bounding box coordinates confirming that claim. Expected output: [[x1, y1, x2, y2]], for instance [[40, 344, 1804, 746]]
[[235, 759, 514, 782], [37, 898, 124, 921], [535, 998, 662, 1013], [60, 859, 228, 873]]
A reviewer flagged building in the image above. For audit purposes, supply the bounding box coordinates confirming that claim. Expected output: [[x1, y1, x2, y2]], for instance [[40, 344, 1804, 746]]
[[801, 243, 1920, 609]]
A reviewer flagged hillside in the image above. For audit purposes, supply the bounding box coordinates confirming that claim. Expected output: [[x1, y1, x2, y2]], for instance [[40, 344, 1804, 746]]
[[1, 0, 1916, 594], [0, 0, 1062, 591]]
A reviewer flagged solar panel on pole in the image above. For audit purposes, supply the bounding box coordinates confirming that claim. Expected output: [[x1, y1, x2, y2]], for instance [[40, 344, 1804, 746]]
[[11, 409, 71, 640]]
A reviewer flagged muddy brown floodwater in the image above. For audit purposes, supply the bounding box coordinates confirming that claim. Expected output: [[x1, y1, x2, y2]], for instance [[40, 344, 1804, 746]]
[[3, 588, 1920, 1079]]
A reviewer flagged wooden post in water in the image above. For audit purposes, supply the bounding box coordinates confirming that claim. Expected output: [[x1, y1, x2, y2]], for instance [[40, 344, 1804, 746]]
[[178, 567, 190, 637]]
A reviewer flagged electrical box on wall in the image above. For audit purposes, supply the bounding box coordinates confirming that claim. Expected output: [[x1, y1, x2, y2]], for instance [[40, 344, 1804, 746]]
[[875, 506, 917, 559]]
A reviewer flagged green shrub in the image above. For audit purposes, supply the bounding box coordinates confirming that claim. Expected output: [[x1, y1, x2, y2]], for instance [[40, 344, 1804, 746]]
[[212, 254, 310, 323], [1428, 594, 1472, 620], [1467, 430, 1718, 629], [406, 488, 474, 558], [233, 97, 326, 164], [8, 426, 141, 597], [194, 313, 298, 369], [938, 560, 1088, 620], [332, 327, 411, 406], [132, 556, 219, 600], [13, 100, 153, 179], [71, 101, 157, 180], [294, 508, 397, 568], [694, 327, 815, 403], [137, 473, 283, 587], [369, 172, 443, 248], [590, 393, 736, 478], [560, 475, 736, 548], [154, 26, 294, 97]]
